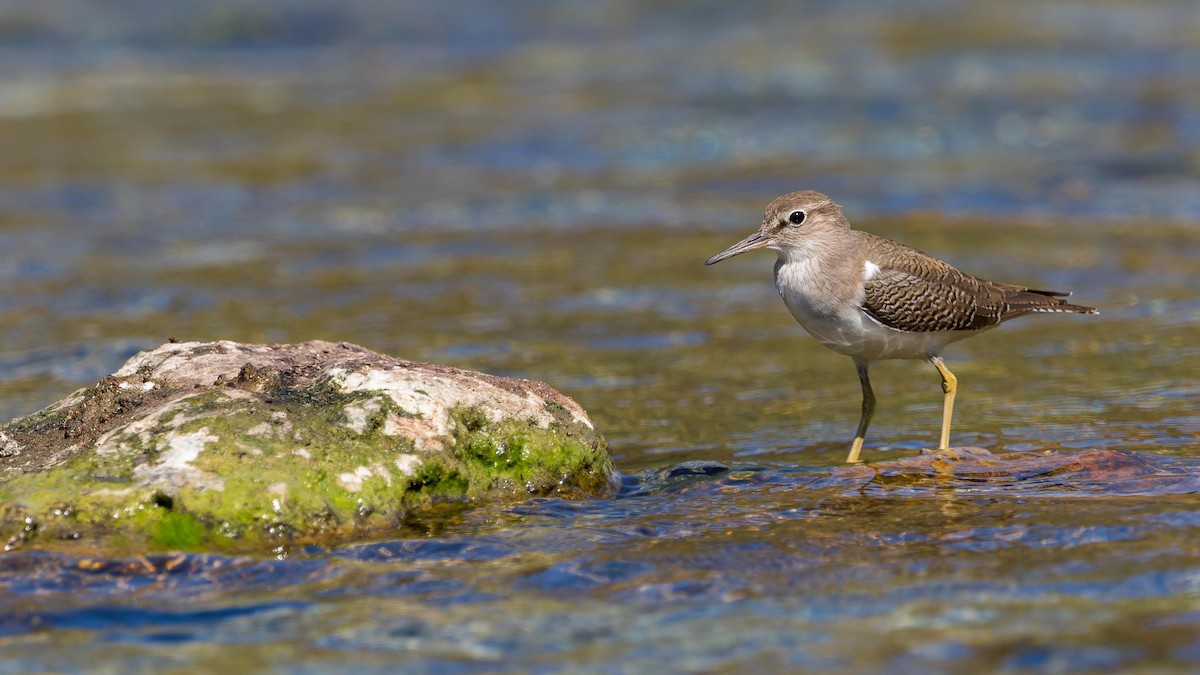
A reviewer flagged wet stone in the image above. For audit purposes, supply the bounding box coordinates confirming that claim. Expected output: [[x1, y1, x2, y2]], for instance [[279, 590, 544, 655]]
[[827, 448, 1200, 497], [0, 341, 616, 554], [627, 449, 1200, 500]]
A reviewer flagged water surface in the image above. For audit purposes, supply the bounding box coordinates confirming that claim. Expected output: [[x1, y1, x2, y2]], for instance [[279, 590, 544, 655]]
[[1, 0, 1199, 671]]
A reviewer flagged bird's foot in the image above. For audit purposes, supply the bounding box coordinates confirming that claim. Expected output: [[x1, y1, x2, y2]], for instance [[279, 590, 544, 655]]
[[918, 446, 995, 461]]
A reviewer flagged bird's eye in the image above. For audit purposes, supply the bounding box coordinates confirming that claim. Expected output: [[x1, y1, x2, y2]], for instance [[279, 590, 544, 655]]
[[788, 211, 806, 225]]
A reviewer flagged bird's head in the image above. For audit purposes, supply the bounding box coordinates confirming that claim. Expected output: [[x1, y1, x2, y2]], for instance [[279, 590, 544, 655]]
[[705, 190, 849, 265]]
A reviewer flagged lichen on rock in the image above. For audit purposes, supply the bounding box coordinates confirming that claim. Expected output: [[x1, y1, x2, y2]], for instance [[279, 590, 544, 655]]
[[0, 341, 615, 554]]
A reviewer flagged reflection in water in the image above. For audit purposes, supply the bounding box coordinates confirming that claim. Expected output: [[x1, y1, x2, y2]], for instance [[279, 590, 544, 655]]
[[0, 0, 1199, 671]]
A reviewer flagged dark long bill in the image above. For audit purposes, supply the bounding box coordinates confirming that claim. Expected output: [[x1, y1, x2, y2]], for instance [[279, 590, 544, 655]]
[[704, 230, 769, 265]]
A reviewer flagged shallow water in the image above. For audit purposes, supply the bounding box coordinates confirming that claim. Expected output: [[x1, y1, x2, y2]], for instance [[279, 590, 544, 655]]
[[2, 0, 1200, 671]]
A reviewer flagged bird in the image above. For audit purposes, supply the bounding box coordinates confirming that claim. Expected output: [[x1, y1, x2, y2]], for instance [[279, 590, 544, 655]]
[[705, 190, 1097, 463]]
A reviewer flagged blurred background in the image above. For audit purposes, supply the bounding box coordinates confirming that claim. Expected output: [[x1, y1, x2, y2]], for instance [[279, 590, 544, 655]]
[[1, 2, 1200, 669], [3, 0, 1197, 469]]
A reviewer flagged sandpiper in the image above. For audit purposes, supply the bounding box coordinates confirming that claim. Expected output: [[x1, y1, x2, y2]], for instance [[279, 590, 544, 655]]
[[705, 191, 1097, 463]]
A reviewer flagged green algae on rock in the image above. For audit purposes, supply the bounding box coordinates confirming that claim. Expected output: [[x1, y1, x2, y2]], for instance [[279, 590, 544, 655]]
[[0, 341, 615, 554]]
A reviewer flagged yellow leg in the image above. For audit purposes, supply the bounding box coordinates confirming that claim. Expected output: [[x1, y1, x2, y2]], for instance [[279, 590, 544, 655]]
[[929, 355, 957, 450], [847, 359, 874, 463]]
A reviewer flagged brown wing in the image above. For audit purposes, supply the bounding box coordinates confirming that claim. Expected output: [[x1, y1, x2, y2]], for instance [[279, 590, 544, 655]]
[[859, 235, 1094, 333]]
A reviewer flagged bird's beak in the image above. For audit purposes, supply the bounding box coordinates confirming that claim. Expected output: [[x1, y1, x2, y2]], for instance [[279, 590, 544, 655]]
[[705, 230, 769, 265]]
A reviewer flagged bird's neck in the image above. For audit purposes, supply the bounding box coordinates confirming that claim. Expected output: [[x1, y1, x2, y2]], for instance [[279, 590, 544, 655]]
[[777, 231, 859, 267], [773, 233, 865, 314]]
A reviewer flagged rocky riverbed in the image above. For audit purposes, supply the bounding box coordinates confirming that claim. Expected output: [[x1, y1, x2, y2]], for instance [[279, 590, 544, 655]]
[[0, 341, 615, 553]]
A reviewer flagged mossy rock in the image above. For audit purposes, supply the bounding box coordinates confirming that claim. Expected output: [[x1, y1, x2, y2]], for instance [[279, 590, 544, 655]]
[[0, 341, 615, 554]]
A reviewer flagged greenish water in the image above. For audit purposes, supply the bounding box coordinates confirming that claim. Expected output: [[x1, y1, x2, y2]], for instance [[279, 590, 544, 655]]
[[2, 1, 1200, 671]]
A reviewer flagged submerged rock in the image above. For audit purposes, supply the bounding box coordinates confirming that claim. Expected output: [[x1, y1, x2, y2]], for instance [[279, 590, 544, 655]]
[[833, 447, 1200, 496], [0, 341, 615, 553]]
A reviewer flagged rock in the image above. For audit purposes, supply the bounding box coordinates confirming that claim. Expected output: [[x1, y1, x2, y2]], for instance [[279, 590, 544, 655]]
[[836, 447, 1200, 496], [0, 341, 616, 553]]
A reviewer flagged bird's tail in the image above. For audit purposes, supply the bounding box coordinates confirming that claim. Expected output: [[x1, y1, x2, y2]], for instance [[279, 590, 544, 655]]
[[1004, 288, 1098, 318]]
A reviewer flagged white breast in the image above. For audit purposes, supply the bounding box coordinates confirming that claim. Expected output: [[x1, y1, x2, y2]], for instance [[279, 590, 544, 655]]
[[774, 257, 975, 360]]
